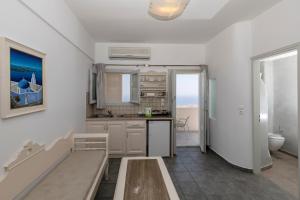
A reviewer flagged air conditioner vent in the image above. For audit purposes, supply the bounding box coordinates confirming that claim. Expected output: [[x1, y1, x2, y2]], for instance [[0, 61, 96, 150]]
[[109, 47, 151, 60]]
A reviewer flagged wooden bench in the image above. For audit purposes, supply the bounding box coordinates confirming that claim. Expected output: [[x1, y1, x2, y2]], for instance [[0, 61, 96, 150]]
[[0, 133, 108, 200]]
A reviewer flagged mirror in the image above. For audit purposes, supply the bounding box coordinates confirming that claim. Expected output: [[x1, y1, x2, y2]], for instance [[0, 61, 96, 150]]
[[105, 70, 140, 105]]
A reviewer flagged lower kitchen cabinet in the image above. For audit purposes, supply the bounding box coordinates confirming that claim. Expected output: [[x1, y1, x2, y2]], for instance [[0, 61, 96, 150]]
[[107, 122, 126, 155], [86, 120, 146, 157], [126, 129, 146, 155]]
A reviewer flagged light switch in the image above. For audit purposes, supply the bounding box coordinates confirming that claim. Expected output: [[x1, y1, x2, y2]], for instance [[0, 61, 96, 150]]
[[239, 105, 245, 115]]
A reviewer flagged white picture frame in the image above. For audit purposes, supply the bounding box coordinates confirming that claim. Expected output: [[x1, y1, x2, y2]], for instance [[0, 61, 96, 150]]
[[0, 37, 47, 118]]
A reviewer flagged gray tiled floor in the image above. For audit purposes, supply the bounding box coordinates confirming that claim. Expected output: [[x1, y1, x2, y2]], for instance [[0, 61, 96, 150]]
[[262, 151, 299, 199], [176, 131, 200, 147], [95, 147, 297, 200]]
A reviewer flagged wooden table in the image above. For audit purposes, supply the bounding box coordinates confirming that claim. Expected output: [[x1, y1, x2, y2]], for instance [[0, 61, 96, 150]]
[[113, 157, 179, 200]]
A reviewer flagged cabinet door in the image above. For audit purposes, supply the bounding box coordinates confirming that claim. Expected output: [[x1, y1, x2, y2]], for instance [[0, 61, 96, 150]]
[[108, 122, 126, 155], [86, 121, 107, 133], [126, 129, 146, 155]]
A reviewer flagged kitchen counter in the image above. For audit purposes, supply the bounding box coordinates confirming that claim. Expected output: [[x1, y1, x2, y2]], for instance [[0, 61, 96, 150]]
[[85, 114, 176, 157], [86, 115, 174, 121]]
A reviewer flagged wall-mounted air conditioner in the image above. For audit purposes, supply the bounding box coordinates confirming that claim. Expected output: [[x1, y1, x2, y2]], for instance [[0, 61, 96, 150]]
[[109, 47, 151, 60]]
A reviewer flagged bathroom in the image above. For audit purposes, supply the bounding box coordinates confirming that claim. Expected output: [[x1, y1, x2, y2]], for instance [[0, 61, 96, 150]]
[[260, 50, 299, 198]]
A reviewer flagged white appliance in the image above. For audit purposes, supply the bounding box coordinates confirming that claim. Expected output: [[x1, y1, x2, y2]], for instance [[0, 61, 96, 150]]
[[148, 120, 170, 157], [109, 47, 151, 60]]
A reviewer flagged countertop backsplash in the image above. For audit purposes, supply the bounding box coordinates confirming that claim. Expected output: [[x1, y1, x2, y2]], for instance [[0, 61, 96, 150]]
[[92, 99, 169, 116]]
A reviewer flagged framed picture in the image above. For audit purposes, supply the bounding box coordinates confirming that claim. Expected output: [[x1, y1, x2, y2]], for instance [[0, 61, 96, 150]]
[[0, 37, 46, 118]]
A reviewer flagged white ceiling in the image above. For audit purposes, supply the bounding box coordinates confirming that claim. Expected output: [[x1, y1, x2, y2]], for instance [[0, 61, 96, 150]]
[[66, 0, 282, 44]]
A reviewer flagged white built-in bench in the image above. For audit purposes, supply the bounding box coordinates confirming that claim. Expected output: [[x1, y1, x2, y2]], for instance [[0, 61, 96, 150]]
[[23, 133, 109, 200], [0, 133, 109, 200]]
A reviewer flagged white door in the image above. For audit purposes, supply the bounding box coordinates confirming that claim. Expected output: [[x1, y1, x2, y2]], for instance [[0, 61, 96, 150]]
[[199, 69, 208, 153], [171, 68, 207, 152]]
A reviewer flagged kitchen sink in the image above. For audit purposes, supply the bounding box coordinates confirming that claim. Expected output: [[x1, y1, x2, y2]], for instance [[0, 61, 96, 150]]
[[90, 114, 114, 118], [115, 114, 141, 118]]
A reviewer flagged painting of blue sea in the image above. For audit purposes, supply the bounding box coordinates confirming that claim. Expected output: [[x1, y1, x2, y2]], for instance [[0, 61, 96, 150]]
[[10, 48, 43, 109]]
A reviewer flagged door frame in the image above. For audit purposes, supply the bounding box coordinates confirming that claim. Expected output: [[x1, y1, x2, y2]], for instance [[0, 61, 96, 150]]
[[170, 67, 208, 152], [251, 43, 300, 176]]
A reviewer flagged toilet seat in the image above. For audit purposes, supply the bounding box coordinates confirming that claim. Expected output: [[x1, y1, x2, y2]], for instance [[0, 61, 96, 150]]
[[268, 133, 284, 140]]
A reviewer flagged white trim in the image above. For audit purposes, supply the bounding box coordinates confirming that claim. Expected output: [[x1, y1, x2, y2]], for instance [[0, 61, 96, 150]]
[[252, 59, 262, 174], [297, 45, 300, 199], [114, 157, 179, 200], [251, 42, 300, 61]]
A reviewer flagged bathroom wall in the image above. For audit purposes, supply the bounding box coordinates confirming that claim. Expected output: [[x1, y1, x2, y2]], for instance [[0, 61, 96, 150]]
[[265, 55, 298, 156]]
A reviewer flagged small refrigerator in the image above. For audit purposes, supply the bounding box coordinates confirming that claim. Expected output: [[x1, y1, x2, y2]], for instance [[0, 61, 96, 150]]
[[148, 120, 171, 157]]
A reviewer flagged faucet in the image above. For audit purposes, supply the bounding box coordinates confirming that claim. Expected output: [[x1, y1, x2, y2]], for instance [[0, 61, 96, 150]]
[[106, 110, 113, 117]]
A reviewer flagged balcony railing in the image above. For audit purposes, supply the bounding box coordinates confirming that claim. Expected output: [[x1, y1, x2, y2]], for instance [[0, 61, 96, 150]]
[[176, 105, 199, 131]]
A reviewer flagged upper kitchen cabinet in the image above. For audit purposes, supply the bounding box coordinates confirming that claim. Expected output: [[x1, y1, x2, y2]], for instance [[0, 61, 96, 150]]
[[104, 69, 140, 105]]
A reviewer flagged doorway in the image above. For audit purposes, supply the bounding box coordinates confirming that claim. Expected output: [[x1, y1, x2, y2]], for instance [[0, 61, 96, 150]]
[[171, 68, 208, 152], [252, 47, 299, 199], [175, 74, 200, 147]]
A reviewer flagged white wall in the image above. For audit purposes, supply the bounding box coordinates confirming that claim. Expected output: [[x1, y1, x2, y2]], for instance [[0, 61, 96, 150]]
[[205, 0, 300, 169], [0, 0, 93, 177], [252, 0, 300, 56], [95, 43, 206, 65], [20, 0, 95, 58], [206, 21, 253, 169]]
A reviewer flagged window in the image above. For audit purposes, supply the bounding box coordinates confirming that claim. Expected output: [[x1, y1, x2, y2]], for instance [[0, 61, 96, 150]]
[[105, 70, 140, 105], [209, 79, 216, 119], [122, 74, 131, 102]]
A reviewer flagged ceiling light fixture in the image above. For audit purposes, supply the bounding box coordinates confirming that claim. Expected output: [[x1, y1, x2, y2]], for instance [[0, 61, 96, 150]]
[[149, 0, 190, 21]]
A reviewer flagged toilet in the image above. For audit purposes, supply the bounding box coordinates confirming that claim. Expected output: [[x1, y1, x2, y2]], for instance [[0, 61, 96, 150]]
[[268, 133, 285, 152]]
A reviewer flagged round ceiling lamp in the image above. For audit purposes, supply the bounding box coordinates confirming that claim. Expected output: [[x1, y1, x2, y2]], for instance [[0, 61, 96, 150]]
[[148, 0, 190, 21]]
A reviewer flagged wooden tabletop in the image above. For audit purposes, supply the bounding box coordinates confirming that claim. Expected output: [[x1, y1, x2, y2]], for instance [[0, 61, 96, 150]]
[[124, 159, 170, 200], [114, 157, 179, 200]]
